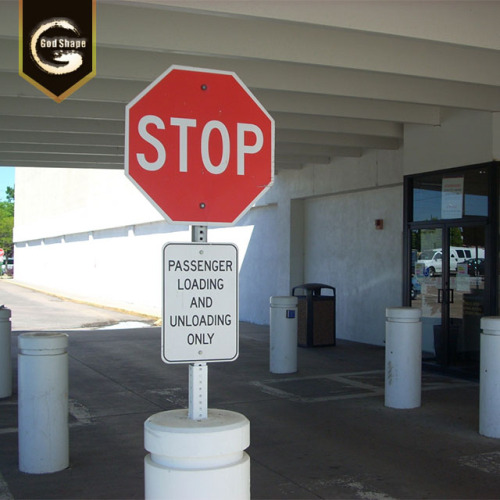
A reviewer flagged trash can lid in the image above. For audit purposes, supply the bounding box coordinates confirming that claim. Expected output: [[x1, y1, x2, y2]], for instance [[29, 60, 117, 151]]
[[292, 283, 335, 296], [481, 316, 500, 335], [386, 307, 421, 321], [270, 296, 298, 307], [18, 332, 68, 353], [0, 306, 11, 319]]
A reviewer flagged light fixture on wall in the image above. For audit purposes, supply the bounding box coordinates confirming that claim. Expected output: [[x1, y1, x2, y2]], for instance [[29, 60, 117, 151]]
[[375, 219, 384, 230]]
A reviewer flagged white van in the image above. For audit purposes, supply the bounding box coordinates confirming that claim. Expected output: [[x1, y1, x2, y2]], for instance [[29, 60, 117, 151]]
[[416, 247, 484, 276]]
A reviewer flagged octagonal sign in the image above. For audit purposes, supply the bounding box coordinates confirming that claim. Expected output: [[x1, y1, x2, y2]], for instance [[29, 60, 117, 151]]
[[125, 65, 274, 225]]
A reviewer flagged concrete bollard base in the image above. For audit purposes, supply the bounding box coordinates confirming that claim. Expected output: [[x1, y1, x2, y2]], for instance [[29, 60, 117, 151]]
[[144, 408, 250, 499], [385, 307, 422, 409]]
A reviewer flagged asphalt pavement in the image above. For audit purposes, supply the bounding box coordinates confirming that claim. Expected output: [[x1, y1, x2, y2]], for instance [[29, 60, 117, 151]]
[[0, 279, 158, 331], [1, 279, 500, 499]]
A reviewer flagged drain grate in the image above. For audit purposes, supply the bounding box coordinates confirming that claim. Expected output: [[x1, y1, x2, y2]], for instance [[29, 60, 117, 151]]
[[459, 451, 500, 474], [251, 370, 477, 403], [267, 377, 372, 399]]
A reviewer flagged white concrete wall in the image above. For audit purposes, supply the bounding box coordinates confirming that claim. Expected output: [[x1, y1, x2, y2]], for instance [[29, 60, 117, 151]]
[[14, 213, 265, 319], [13, 168, 163, 242], [302, 187, 402, 345], [13, 146, 403, 342]]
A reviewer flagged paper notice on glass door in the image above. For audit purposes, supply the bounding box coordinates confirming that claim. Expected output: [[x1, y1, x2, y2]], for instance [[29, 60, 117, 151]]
[[441, 177, 464, 219]]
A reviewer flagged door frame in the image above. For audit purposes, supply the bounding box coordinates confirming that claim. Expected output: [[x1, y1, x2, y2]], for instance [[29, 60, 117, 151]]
[[403, 163, 499, 366], [409, 223, 489, 365]]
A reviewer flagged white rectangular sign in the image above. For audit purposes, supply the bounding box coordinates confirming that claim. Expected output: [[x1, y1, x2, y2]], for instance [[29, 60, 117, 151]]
[[162, 242, 238, 364], [441, 176, 464, 219]]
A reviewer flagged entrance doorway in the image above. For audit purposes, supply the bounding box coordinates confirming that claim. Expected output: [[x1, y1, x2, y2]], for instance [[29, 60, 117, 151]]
[[411, 225, 486, 372], [405, 164, 497, 376]]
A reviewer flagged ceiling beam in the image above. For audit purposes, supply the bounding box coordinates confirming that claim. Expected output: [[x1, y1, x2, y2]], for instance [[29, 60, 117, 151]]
[[273, 112, 402, 138], [3, 34, 498, 111], [276, 130, 400, 150], [0, 71, 440, 128], [254, 90, 440, 126], [0, 153, 123, 165], [0, 96, 125, 120], [138, 0, 500, 51], [5, 0, 500, 51], [93, 4, 500, 86], [0, 143, 123, 155], [277, 143, 362, 158], [0, 115, 124, 135], [0, 131, 123, 147], [6, 160, 123, 169], [276, 154, 331, 166]]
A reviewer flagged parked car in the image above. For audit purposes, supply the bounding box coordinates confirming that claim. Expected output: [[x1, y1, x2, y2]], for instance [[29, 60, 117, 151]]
[[416, 247, 484, 276], [416, 249, 442, 276], [466, 257, 485, 276]]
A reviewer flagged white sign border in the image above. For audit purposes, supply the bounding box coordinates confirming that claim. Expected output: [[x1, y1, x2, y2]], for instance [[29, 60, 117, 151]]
[[161, 242, 239, 364]]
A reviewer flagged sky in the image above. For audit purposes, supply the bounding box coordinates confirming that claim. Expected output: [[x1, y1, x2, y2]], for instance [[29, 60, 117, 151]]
[[0, 167, 15, 201]]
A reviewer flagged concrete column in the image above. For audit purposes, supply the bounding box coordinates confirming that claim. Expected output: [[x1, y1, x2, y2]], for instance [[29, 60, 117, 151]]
[[480, 317, 500, 438], [0, 306, 12, 398], [144, 409, 250, 499], [18, 332, 69, 473], [270, 296, 298, 374], [385, 307, 422, 409]]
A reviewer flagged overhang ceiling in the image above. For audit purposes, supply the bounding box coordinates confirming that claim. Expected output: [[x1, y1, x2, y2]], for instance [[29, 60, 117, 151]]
[[1, 0, 500, 171]]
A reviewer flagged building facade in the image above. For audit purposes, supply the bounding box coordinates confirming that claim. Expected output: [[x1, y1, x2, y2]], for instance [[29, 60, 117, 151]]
[[3, 1, 499, 378], [13, 108, 500, 377]]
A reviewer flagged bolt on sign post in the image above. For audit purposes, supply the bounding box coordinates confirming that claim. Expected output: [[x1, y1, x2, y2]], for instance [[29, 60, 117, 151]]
[[19, 0, 96, 103]]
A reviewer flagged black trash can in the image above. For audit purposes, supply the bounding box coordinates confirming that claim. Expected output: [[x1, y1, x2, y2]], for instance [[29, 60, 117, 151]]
[[292, 283, 336, 347]]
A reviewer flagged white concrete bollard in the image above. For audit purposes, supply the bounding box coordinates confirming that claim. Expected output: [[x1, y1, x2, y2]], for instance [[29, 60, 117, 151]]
[[269, 296, 298, 374], [479, 317, 500, 438], [0, 306, 12, 398], [144, 409, 250, 500], [385, 307, 422, 409], [18, 332, 69, 474]]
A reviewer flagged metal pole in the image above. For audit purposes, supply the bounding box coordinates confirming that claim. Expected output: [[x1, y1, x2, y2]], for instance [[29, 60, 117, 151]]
[[188, 362, 208, 420], [192, 225, 207, 242], [144, 224, 250, 498], [189, 225, 208, 420]]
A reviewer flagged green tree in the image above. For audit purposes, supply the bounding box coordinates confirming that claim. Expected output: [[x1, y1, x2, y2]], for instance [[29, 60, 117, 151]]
[[5, 186, 14, 203], [0, 186, 14, 258], [450, 226, 463, 247]]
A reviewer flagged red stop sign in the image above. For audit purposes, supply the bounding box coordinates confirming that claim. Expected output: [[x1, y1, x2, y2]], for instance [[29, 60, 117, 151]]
[[125, 66, 274, 225]]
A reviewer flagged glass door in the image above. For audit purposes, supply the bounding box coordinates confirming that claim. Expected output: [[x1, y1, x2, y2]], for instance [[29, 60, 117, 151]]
[[411, 228, 443, 361], [411, 224, 486, 370], [449, 225, 486, 368]]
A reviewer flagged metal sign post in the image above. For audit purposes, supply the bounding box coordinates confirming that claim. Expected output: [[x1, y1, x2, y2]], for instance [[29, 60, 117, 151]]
[[162, 226, 238, 420], [146, 228, 247, 500], [188, 362, 208, 420], [131, 65, 268, 499], [190, 225, 207, 420]]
